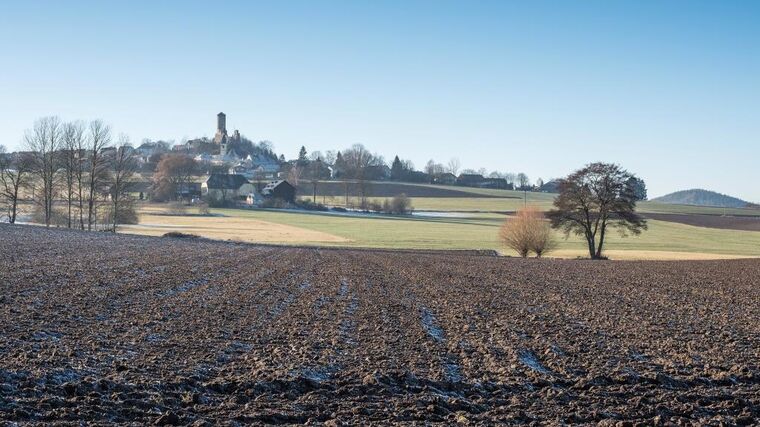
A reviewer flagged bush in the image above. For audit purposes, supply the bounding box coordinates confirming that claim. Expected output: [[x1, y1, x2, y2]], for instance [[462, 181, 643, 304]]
[[261, 198, 288, 209], [297, 199, 328, 211], [32, 204, 69, 227], [368, 200, 384, 213], [499, 206, 556, 258], [197, 203, 211, 215], [388, 193, 413, 215], [100, 199, 139, 228], [166, 201, 188, 215], [162, 231, 199, 238]]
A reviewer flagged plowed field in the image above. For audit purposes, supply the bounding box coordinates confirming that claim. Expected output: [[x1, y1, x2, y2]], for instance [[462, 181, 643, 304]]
[[1, 224, 758, 425]]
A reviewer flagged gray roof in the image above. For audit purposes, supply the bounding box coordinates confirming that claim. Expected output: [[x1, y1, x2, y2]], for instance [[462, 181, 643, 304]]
[[205, 174, 249, 190]]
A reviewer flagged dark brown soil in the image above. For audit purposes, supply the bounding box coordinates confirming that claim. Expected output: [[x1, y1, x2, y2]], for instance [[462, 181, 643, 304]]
[[1, 224, 758, 425], [645, 213, 760, 232], [295, 181, 514, 198]]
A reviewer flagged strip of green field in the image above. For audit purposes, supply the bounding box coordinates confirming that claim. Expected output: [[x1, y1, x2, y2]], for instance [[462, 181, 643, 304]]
[[211, 208, 760, 258], [306, 194, 759, 216], [302, 181, 760, 216]]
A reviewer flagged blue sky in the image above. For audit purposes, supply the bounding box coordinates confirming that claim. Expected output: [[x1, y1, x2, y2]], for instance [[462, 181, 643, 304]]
[[1, 1, 758, 200]]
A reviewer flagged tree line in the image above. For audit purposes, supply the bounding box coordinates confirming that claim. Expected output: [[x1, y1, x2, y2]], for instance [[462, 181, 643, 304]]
[[0, 116, 139, 230]]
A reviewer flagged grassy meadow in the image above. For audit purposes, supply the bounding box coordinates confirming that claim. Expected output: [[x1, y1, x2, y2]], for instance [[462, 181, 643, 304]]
[[122, 200, 760, 260]]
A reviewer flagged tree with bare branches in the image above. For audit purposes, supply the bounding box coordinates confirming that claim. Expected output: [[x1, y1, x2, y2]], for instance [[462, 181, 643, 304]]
[[546, 162, 647, 259], [447, 158, 461, 176], [108, 135, 139, 231], [85, 120, 112, 230], [151, 154, 198, 201], [25, 116, 63, 227], [341, 144, 383, 204], [62, 121, 87, 228], [1, 147, 33, 224]]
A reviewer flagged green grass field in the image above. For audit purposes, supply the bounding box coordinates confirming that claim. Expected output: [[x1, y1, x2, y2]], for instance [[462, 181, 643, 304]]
[[200, 207, 760, 259], [301, 181, 760, 216], [122, 179, 760, 260]]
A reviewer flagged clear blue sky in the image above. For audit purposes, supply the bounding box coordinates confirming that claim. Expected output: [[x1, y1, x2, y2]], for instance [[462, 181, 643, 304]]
[[1, 1, 758, 201]]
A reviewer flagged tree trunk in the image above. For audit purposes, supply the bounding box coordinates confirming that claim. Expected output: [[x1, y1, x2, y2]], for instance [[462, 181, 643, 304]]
[[67, 190, 72, 228], [586, 232, 596, 259], [78, 187, 85, 230], [112, 193, 118, 232], [595, 224, 607, 259], [10, 187, 18, 224]]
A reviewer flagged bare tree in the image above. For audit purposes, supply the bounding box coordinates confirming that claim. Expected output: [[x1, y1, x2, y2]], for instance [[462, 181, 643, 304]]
[[547, 163, 647, 259], [151, 154, 198, 201], [517, 173, 530, 190], [447, 158, 461, 176], [503, 172, 516, 188], [287, 164, 302, 187], [69, 122, 88, 229], [1, 147, 33, 224], [323, 150, 337, 165], [86, 120, 112, 230], [341, 144, 383, 203], [108, 134, 139, 231], [25, 116, 63, 226], [424, 159, 445, 180], [61, 121, 87, 228]]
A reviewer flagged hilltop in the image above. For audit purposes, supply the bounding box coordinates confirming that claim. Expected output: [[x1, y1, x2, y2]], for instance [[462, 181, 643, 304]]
[[652, 189, 749, 208]]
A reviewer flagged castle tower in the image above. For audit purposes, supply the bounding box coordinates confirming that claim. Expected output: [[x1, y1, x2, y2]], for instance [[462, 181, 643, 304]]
[[214, 112, 228, 144], [217, 112, 227, 133]]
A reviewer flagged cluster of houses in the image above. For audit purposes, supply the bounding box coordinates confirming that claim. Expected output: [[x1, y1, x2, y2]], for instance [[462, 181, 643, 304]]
[[201, 175, 296, 206], [129, 112, 554, 206]]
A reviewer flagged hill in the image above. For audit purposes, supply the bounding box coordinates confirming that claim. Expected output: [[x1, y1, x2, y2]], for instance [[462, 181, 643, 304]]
[[652, 189, 749, 208]]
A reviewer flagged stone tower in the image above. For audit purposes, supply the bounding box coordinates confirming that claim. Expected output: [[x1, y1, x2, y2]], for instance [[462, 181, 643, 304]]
[[217, 112, 227, 134], [214, 112, 228, 144]]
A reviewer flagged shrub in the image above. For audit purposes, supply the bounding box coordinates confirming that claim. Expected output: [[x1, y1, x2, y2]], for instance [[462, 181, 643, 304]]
[[528, 215, 557, 258], [162, 231, 199, 238], [297, 199, 328, 211], [100, 199, 139, 227], [368, 200, 384, 213], [499, 206, 556, 258], [261, 198, 288, 209], [166, 201, 188, 215], [32, 204, 69, 227], [389, 193, 413, 215], [197, 203, 211, 215]]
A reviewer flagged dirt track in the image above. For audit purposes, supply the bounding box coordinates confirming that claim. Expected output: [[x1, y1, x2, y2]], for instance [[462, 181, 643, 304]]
[[1, 224, 759, 425]]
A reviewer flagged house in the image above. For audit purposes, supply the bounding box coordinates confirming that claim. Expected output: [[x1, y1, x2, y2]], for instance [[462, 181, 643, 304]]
[[456, 174, 486, 187], [433, 172, 457, 185], [176, 182, 202, 199], [261, 180, 296, 203], [202, 174, 256, 204], [480, 178, 509, 189], [539, 179, 560, 193]]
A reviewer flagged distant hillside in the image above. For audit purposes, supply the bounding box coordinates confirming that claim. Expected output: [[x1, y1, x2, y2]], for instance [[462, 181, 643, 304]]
[[652, 189, 749, 208]]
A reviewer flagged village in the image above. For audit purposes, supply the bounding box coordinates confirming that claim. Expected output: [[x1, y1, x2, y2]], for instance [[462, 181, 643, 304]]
[[122, 112, 544, 211]]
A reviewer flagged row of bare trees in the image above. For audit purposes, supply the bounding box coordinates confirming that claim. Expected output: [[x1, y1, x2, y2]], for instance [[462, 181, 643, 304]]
[[0, 116, 139, 231]]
